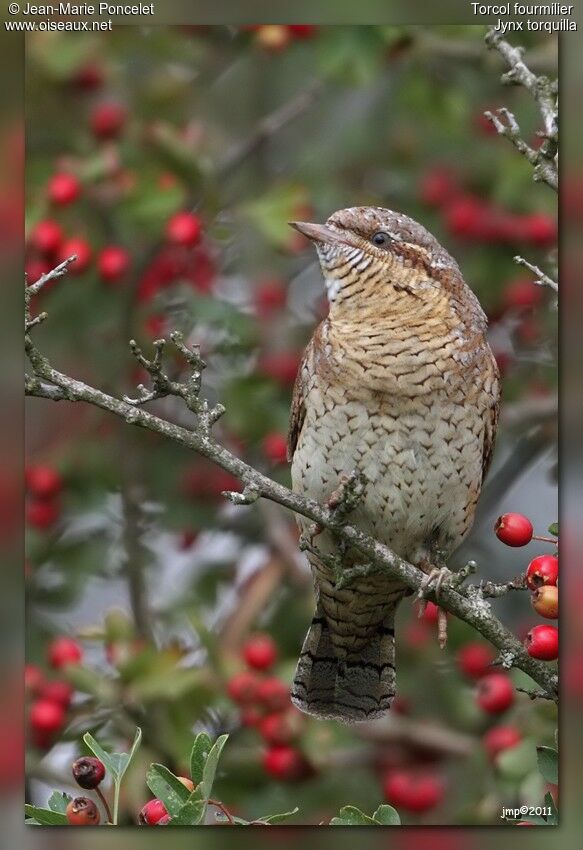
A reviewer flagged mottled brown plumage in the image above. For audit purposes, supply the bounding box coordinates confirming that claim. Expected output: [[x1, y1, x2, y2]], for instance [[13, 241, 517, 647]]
[[287, 207, 499, 723]]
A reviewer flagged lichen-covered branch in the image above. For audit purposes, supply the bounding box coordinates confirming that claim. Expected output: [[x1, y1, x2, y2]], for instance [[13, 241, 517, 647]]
[[484, 28, 558, 192], [24, 267, 558, 704], [514, 255, 558, 293]]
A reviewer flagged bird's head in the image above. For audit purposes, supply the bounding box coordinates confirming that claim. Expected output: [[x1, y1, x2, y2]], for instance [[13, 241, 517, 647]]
[[290, 206, 465, 319]]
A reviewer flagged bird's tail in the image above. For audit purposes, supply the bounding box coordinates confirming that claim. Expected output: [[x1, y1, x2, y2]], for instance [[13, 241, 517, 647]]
[[291, 603, 398, 723]]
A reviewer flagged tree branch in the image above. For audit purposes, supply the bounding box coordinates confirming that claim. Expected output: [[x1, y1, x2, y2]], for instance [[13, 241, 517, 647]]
[[24, 270, 558, 704], [514, 255, 558, 293]]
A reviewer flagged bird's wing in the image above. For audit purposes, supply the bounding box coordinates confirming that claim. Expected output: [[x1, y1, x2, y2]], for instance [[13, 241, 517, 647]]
[[481, 354, 501, 483], [287, 339, 312, 462]]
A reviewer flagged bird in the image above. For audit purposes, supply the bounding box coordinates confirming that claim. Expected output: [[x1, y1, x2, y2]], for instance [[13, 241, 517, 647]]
[[286, 206, 500, 723]]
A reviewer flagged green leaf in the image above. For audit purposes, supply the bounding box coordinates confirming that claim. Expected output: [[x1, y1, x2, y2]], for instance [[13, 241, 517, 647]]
[[200, 734, 228, 800], [497, 740, 537, 780], [372, 804, 401, 825], [330, 805, 377, 825], [548, 522, 559, 537], [47, 791, 72, 814], [255, 807, 299, 824], [168, 797, 207, 826], [83, 726, 141, 783], [146, 764, 192, 816], [189, 731, 213, 786], [537, 746, 558, 785], [24, 805, 68, 825], [544, 791, 559, 825]]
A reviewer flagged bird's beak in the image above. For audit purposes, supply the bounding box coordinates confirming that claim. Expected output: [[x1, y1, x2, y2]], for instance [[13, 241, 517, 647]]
[[289, 221, 343, 244]]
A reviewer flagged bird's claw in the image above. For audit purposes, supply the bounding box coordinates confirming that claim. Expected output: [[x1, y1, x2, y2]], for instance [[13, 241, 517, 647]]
[[416, 566, 453, 650]]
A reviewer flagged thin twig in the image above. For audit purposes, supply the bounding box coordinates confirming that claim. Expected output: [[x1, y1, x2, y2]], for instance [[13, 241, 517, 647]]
[[96, 787, 113, 825], [514, 255, 558, 293]]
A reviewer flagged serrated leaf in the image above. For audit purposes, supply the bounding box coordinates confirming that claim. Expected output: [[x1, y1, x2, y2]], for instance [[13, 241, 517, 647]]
[[548, 522, 559, 537], [168, 797, 206, 826], [47, 791, 72, 814], [24, 805, 68, 825], [200, 734, 228, 800], [537, 746, 558, 785], [146, 764, 192, 816], [190, 732, 213, 786], [372, 804, 401, 825], [330, 805, 377, 825]]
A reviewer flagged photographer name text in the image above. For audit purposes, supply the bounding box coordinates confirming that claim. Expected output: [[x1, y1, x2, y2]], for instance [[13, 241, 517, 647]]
[[19, 3, 154, 14]]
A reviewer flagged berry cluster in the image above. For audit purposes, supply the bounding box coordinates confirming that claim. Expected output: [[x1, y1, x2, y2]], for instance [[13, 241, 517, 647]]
[[495, 513, 559, 661], [226, 635, 312, 781], [26, 636, 83, 749], [25, 464, 63, 531]]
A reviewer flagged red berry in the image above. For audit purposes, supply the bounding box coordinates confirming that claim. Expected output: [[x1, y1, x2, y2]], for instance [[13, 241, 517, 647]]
[[522, 213, 556, 246], [25, 664, 44, 696], [66, 797, 100, 826], [29, 698, 65, 744], [262, 432, 288, 465], [418, 600, 440, 625], [419, 167, 457, 207], [139, 798, 168, 825], [525, 624, 558, 660], [288, 25, 317, 38], [48, 172, 80, 206], [382, 769, 445, 813], [25, 258, 51, 285], [226, 670, 261, 705], [255, 278, 287, 316], [444, 195, 484, 239], [98, 246, 130, 283], [242, 634, 278, 671], [240, 706, 263, 727], [476, 673, 515, 714], [262, 745, 307, 781], [525, 555, 558, 590], [166, 211, 202, 247], [26, 499, 60, 529], [494, 513, 533, 547], [71, 62, 104, 91], [256, 677, 290, 712], [255, 25, 292, 52], [456, 642, 495, 679], [259, 711, 302, 746], [503, 277, 544, 311], [48, 636, 83, 669], [90, 101, 126, 139], [257, 351, 301, 386], [72, 756, 106, 789], [179, 529, 198, 550], [58, 237, 92, 274], [25, 464, 63, 500], [39, 680, 73, 709], [531, 585, 558, 619], [483, 725, 522, 761], [29, 219, 63, 256]]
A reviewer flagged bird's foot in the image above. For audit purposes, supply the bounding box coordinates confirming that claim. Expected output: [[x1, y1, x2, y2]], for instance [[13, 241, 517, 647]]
[[416, 563, 453, 650]]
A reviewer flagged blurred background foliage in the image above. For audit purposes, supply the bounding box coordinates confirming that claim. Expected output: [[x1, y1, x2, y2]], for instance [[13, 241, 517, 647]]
[[24, 25, 557, 825]]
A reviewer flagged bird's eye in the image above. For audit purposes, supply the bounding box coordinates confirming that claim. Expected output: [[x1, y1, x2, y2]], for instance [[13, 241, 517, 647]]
[[371, 231, 391, 247]]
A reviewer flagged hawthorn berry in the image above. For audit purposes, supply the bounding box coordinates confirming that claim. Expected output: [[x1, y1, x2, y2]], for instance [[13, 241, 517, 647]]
[[288, 25, 318, 38], [259, 711, 302, 746], [29, 219, 63, 256], [48, 172, 81, 206], [25, 258, 51, 285], [72, 756, 106, 790], [476, 673, 515, 714], [24, 663, 44, 695], [483, 725, 522, 761], [262, 745, 307, 781], [257, 351, 301, 386], [39, 680, 73, 709], [25, 464, 63, 500], [382, 769, 445, 813], [29, 698, 65, 745], [226, 670, 261, 705], [165, 211, 202, 246], [262, 433, 288, 465], [456, 642, 495, 679], [240, 706, 263, 728], [255, 25, 292, 52], [98, 246, 130, 283], [525, 555, 558, 590], [522, 213, 556, 246], [419, 167, 457, 207], [444, 195, 484, 239], [525, 624, 558, 660], [90, 101, 126, 139], [242, 634, 278, 671], [255, 278, 287, 316], [418, 600, 440, 625], [494, 513, 533, 547], [48, 636, 83, 669], [139, 798, 168, 825], [58, 237, 92, 274], [503, 277, 544, 311], [66, 797, 101, 826], [71, 62, 104, 91], [531, 584, 558, 619], [26, 499, 60, 529], [256, 677, 290, 712]]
